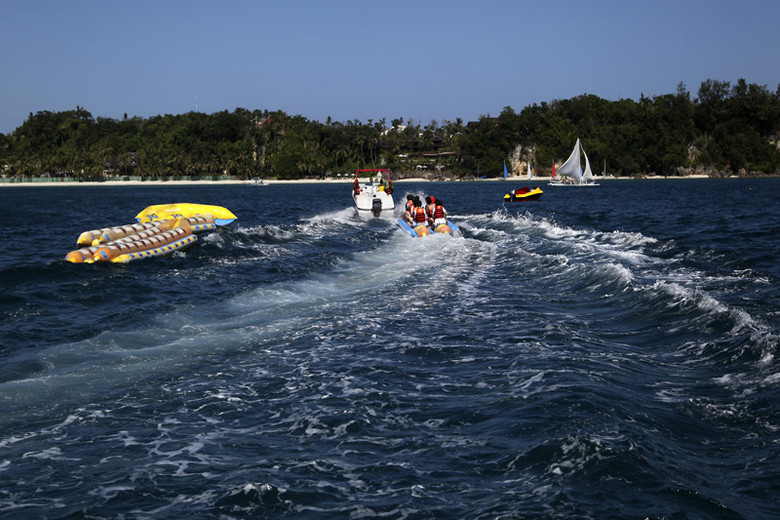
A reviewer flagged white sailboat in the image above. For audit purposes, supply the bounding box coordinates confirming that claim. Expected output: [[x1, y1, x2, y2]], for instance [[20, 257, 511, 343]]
[[527, 161, 532, 180], [549, 138, 599, 186], [602, 158, 614, 179]]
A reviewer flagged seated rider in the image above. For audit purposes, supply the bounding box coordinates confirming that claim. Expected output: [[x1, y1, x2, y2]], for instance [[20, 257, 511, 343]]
[[411, 200, 428, 227], [425, 196, 436, 226], [404, 195, 415, 224], [432, 199, 447, 227]]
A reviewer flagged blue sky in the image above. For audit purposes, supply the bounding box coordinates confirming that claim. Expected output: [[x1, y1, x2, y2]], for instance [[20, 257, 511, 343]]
[[1, 0, 778, 134]]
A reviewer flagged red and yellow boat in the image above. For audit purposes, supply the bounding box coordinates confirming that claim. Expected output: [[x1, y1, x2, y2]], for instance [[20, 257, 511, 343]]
[[504, 186, 543, 202]]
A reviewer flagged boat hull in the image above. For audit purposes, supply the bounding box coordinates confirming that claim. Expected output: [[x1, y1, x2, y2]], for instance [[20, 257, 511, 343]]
[[353, 188, 394, 217], [504, 187, 543, 201], [548, 181, 600, 186], [352, 169, 394, 217]]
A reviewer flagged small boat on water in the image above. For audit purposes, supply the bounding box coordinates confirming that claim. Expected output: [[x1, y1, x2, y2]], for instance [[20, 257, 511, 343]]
[[549, 138, 600, 186], [352, 169, 395, 217], [65, 203, 236, 264], [504, 186, 543, 202]]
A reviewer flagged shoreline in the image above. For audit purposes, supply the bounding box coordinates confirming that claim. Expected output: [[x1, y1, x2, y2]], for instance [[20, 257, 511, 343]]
[[0, 175, 719, 188]]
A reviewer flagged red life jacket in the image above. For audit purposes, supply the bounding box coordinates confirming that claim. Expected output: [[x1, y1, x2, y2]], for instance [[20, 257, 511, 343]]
[[433, 205, 445, 219], [406, 200, 414, 212], [413, 207, 427, 223]]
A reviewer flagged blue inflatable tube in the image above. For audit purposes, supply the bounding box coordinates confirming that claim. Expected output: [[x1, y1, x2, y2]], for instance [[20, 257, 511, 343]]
[[446, 220, 459, 234], [397, 219, 419, 237]]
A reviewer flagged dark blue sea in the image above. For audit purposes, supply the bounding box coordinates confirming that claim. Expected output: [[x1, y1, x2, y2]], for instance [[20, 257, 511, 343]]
[[1, 179, 778, 519]]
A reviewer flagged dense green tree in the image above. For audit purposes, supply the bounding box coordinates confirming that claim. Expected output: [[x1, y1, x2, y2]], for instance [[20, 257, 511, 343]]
[[2, 79, 779, 180]]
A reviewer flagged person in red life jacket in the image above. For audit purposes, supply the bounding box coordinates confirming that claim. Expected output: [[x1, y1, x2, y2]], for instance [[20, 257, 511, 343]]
[[425, 196, 436, 226], [406, 196, 422, 224], [353, 177, 361, 195], [411, 200, 428, 228], [404, 195, 415, 225], [432, 199, 448, 227]]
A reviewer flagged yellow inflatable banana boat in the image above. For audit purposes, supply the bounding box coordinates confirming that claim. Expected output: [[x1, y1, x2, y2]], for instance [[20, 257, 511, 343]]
[[135, 203, 237, 225], [66, 204, 236, 264], [397, 219, 459, 238]]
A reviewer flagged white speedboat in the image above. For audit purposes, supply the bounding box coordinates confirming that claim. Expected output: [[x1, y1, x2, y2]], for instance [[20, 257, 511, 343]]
[[352, 169, 395, 217]]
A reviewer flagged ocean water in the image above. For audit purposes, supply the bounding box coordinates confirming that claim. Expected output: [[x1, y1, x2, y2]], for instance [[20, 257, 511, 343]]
[[0, 179, 778, 519]]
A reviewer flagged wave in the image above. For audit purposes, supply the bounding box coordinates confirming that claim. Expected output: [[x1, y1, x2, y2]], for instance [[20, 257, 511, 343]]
[[0, 218, 472, 417], [3, 181, 779, 518], [2, 204, 777, 497], [460, 210, 778, 379]]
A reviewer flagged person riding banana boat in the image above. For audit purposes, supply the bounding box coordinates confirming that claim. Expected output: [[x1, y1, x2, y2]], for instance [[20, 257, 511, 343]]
[[404, 195, 415, 217], [424, 196, 436, 226], [404, 196, 421, 225], [430, 199, 448, 228], [398, 196, 457, 237], [406, 199, 430, 236]]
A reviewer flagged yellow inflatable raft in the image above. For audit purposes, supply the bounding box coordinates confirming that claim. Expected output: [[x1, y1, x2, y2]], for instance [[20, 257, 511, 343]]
[[397, 219, 459, 237], [66, 204, 235, 264], [135, 203, 237, 226]]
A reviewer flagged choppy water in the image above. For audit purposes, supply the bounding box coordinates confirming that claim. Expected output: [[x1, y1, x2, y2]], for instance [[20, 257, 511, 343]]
[[0, 179, 778, 519]]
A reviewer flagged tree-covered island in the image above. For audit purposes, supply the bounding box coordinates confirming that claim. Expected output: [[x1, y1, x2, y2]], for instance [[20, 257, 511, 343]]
[[1, 79, 778, 182]]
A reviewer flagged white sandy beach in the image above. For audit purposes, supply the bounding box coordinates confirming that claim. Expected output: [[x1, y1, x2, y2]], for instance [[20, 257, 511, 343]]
[[0, 175, 714, 188]]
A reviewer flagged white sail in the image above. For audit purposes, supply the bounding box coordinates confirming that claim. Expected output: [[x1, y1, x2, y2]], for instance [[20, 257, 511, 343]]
[[527, 161, 532, 180], [582, 147, 594, 181], [555, 138, 583, 181]]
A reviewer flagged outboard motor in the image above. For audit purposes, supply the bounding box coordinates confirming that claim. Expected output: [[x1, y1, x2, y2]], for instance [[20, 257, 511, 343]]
[[371, 198, 383, 217]]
